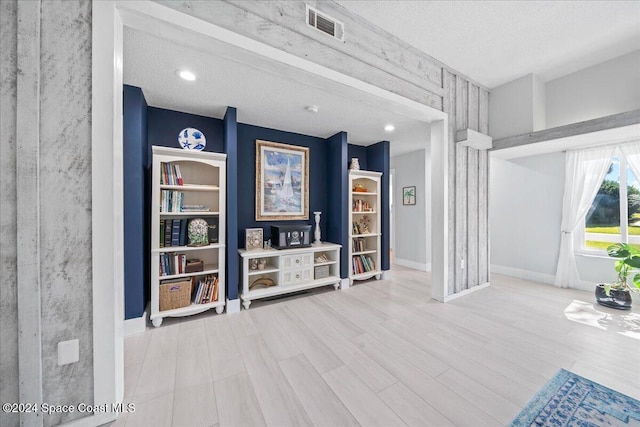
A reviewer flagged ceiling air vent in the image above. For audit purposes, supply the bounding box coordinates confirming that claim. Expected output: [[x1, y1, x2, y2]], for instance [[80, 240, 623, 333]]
[[306, 5, 344, 42]]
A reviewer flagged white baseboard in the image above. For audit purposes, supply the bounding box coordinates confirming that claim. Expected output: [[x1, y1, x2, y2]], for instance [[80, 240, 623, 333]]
[[442, 282, 491, 302], [226, 298, 241, 314], [381, 270, 392, 280], [340, 278, 350, 289], [491, 264, 556, 285], [394, 258, 430, 272], [490, 264, 594, 291], [123, 306, 148, 337]]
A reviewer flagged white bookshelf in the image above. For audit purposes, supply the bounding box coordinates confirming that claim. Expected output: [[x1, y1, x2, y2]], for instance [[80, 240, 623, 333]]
[[349, 170, 382, 285], [150, 146, 226, 327]]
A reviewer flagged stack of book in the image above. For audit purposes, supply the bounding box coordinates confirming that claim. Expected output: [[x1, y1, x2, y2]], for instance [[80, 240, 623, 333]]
[[192, 275, 219, 304], [160, 190, 185, 213], [352, 255, 375, 274], [160, 162, 183, 186], [159, 253, 187, 276], [352, 237, 366, 252], [160, 219, 190, 247]]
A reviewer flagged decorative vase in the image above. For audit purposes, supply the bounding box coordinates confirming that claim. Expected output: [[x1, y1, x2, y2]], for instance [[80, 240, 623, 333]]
[[595, 284, 632, 310], [314, 211, 321, 244], [349, 158, 360, 170]]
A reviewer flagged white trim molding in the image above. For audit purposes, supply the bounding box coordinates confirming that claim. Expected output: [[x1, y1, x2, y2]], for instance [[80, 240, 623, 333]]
[[491, 264, 594, 292], [442, 282, 490, 302], [226, 298, 241, 314], [394, 258, 431, 272], [123, 307, 148, 337]]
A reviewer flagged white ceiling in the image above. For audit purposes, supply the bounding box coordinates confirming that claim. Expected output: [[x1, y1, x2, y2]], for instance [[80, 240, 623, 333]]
[[123, 27, 433, 157], [337, 0, 640, 89], [123, 1, 640, 158]]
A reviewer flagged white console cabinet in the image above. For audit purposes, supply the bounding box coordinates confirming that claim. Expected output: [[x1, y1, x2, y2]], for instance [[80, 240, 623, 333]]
[[239, 243, 341, 309]]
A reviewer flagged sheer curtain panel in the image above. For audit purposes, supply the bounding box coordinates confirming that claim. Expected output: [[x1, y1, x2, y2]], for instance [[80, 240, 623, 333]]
[[555, 146, 615, 288]]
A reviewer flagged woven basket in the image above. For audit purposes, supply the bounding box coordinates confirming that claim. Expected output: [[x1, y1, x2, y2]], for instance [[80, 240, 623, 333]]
[[159, 279, 192, 311]]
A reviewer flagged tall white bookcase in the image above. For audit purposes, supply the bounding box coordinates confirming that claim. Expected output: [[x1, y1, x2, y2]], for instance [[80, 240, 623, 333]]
[[348, 170, 382, 285], [150, 146, 226, 327]]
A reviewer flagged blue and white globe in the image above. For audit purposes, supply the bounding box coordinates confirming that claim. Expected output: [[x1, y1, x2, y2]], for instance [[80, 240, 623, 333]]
[[178, 127, 206, 151]]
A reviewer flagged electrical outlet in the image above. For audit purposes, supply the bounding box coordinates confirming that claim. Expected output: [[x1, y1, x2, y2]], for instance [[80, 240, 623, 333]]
[[58, 339, 79, 366], [461, 259, 465, 269]]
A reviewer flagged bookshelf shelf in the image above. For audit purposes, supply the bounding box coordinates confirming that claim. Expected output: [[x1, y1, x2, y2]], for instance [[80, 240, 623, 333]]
[[349, 170, 382, 285], [153, 243, 223, 253], [160, 184, 220, 192], [150, 146, 227, 327], [159, 211, 220, 217]]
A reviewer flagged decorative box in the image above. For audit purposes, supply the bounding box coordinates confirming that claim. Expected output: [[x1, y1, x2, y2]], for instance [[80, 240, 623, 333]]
[[314, 265, 330, 279], [185, 259, 204, 273]]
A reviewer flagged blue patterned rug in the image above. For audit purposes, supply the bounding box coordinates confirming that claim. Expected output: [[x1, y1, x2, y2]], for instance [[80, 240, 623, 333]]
[[511, 369, 640, 426]]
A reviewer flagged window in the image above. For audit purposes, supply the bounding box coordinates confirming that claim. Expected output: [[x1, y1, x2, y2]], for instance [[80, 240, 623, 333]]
[[583, 155, 640, 251]]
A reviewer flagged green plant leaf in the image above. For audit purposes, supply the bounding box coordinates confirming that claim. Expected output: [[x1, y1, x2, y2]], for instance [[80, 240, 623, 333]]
[[604, 283, 612, 296], [607, 243, 630, 258], [633, 274, 640, 291], [625, 254, 640, 268], [615, 259, 625, 273]]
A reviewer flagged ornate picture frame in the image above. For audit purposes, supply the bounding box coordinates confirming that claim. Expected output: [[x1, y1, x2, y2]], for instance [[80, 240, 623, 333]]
[[245, 228, 263, 251], [255, 140, 309, 221]]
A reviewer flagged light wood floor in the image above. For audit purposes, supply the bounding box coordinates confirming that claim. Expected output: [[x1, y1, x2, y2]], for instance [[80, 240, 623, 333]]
[[114, 265, 640, 427]]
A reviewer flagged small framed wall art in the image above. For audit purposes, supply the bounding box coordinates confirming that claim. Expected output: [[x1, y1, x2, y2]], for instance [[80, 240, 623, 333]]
[[245, 228, 263, 251], [402, 186, 416, 205]]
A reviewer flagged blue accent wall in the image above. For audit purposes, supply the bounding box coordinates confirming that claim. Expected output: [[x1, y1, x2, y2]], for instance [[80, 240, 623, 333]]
[[348, 144, 368, 171], [236, 123, 330, 247], [147, 107, 224, 153], [123, 85, 392, 312], [224, 108, 239, 301], [366, 141, 391, 271], [123, 85, 148, 320], [327, 132, 349, 278]]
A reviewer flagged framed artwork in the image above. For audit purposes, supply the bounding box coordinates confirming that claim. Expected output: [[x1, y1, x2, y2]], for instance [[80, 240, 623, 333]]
[[256, 140, 309, 221], [245, 228, 263, 251], [402, 186, 416, 205]]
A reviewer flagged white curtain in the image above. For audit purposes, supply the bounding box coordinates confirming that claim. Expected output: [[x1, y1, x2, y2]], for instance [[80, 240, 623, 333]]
[[555, 146, 615, 288], [621, 141, 640, 180]]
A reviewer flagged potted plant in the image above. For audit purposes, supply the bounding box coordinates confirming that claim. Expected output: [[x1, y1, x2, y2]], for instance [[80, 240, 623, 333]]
[[596, 243, 640, 310]]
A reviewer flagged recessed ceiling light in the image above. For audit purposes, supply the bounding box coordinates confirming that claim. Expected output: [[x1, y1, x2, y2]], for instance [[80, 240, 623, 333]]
[[384, 124, 395, 132], [305, 105, 319, 113], [177, 70, 196, 81]]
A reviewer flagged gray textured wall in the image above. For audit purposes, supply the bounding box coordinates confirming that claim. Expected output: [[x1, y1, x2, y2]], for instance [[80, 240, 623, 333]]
[[1, 1, 19, 427], [2, 1, 94, 426], [39, 2, 94, 426], [1, 2, 490, 426]]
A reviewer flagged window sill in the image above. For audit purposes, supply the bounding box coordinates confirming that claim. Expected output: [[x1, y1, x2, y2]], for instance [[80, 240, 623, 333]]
[[574, 250, 610, 260]]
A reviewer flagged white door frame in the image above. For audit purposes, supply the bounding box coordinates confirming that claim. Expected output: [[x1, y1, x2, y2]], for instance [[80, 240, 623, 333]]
[[90, 2, 449, 424]]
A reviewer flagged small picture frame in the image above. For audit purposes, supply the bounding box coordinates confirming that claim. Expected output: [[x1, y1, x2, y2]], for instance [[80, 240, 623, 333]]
[[402, 186, 416, 205], [245, 228, 263, 251]]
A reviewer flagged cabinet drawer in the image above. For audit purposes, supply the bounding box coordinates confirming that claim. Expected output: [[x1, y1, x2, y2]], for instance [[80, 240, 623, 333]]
[[281, 268, 313, 286], [281, 253, 313, 270]]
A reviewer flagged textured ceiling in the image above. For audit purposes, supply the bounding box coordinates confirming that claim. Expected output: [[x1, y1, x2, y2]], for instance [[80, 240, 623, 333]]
[[123, 27, 433, 156], [336, 0, 640, 88]]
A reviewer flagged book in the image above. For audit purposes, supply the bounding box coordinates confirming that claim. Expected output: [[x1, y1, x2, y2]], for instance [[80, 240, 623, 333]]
[[179, 219, 187, 246], [171, 220, 180, 246], [160, 219, 165, 248], [207, 216, 219, 243], [175, 164, 183, 185], [164, 219, 173, 247], [212, 276, 219, 302]]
